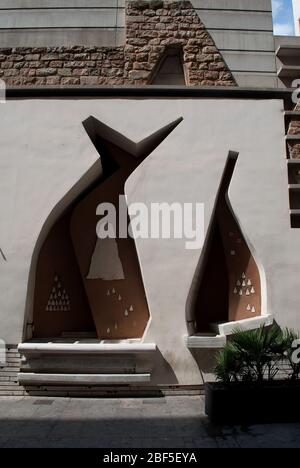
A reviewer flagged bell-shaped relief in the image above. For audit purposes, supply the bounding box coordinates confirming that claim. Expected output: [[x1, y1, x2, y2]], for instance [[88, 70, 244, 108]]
[[187, 151, 262, 335], [31, 116, 182, 339]]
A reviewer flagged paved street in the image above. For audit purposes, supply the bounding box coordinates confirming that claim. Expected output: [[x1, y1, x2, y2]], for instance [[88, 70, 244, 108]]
[[0, 395, 299, 448]]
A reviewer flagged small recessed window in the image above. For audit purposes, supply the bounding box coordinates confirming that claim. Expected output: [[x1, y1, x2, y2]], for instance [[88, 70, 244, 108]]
[[149, 46, 186, 86]]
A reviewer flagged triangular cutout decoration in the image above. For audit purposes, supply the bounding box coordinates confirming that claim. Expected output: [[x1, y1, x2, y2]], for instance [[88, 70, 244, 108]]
[[46, 274, 71, 312]]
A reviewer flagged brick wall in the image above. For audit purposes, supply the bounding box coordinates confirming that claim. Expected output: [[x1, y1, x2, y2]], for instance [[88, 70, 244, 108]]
[[0, 0, 235, 87]]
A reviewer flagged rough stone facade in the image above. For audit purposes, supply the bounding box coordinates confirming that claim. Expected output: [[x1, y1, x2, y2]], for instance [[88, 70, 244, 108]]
[[0, 0, 235, 87]]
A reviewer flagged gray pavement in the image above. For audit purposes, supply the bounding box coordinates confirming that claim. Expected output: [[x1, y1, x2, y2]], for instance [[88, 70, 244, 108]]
[[0, 395, 299, 448]]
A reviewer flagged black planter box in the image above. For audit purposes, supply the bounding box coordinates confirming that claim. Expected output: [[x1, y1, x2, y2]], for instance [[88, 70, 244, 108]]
[[205, 381, 300, 424]]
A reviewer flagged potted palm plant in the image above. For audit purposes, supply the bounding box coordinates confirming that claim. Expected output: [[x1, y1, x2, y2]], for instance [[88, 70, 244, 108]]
[[205, 326, 300, 423]]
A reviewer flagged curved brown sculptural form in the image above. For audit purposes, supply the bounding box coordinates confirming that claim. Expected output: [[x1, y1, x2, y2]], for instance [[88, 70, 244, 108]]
[[32, 116, 182, 339], [32, 211, 96, 338], [188, 152, 261, 335]]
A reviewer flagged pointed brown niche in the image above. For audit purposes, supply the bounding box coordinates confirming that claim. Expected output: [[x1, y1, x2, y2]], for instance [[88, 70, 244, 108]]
[[32, 210, 96, 338], [70, 116, 183, 339], [187, 152, 262, 335], [32, 116, 182, 339]]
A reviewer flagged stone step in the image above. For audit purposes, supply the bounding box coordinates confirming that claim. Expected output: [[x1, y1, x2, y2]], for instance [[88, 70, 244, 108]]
[[0, 373, 19, 379], [0, 391, 26, 396], [20, 356, 137, 373], [0, 379, 18, 385], [0, 364, 21, 370], [20, 351, 153, 374], [184, 334, 226, 349], [0, 385, 23, 391], [18, 372, 151, 385], [0, 367, 19, 372], [23, 385, 204, 397], [19, 342, 156, 355], [3, 358, 21, 364]]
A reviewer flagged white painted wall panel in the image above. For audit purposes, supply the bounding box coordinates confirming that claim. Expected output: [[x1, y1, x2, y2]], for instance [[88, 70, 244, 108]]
[[222, 51, 276, 72], [0, 1, 124, 7], [0, 28, 125, 47], [198, 10, 273, 32], [0, 9, 124, 29], [0, 97, 288, 385], [210, 30, 275, 52], [0, 3, 125, 46], [193, 0, 271, 10], [194, 0, 275, 86], [233, 72, 278, 87]]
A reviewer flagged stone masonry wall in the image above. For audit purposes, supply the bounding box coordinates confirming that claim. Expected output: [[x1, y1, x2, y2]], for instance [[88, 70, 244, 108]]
[[0, 0, 235, 87]]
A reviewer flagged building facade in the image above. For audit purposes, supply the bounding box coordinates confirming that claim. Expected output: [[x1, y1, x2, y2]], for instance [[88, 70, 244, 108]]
[[0, 0, 300, 397], [293, 0, 300, 35], [0, 0, 277, 87]]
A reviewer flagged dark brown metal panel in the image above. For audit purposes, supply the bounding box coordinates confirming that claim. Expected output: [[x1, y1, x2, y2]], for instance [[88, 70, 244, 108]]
[[191, 152, 261, 334], [32, 211, 96, 338], [70, 141, 150, 339]]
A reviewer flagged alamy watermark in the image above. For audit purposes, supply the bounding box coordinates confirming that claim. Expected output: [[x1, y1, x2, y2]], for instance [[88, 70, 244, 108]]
[[292, 339, 300, 364], [96, 196, 205, 250], [292, 79, 300, 104]]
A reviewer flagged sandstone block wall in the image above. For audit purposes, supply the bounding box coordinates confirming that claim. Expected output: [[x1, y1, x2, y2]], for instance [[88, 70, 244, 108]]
[[0, 1, 235, 87]]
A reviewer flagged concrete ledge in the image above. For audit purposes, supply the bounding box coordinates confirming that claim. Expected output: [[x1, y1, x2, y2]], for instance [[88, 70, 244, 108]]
[[286, 135, 300, 141], [184, 335, 226, 349], [4, 85, 291, 100], [278, 65, 300, 78], [185, 315, 274, 348], [276, 45, 300, 59], [18, 342, 156, 355], [218, 314, 274, 336], [18, 372, 151, 385], [285, 112, 300, 124]]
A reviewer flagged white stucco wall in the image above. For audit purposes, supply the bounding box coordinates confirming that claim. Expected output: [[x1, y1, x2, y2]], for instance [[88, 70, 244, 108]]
[[293, 0, 300, 35], [0, 96, 291, 385]]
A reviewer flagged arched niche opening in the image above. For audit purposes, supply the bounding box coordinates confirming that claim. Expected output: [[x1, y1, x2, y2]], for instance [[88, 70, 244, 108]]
[[32, 207, 97, 338], [187, 152, 263, 336], [149, 45, 186, 86]]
